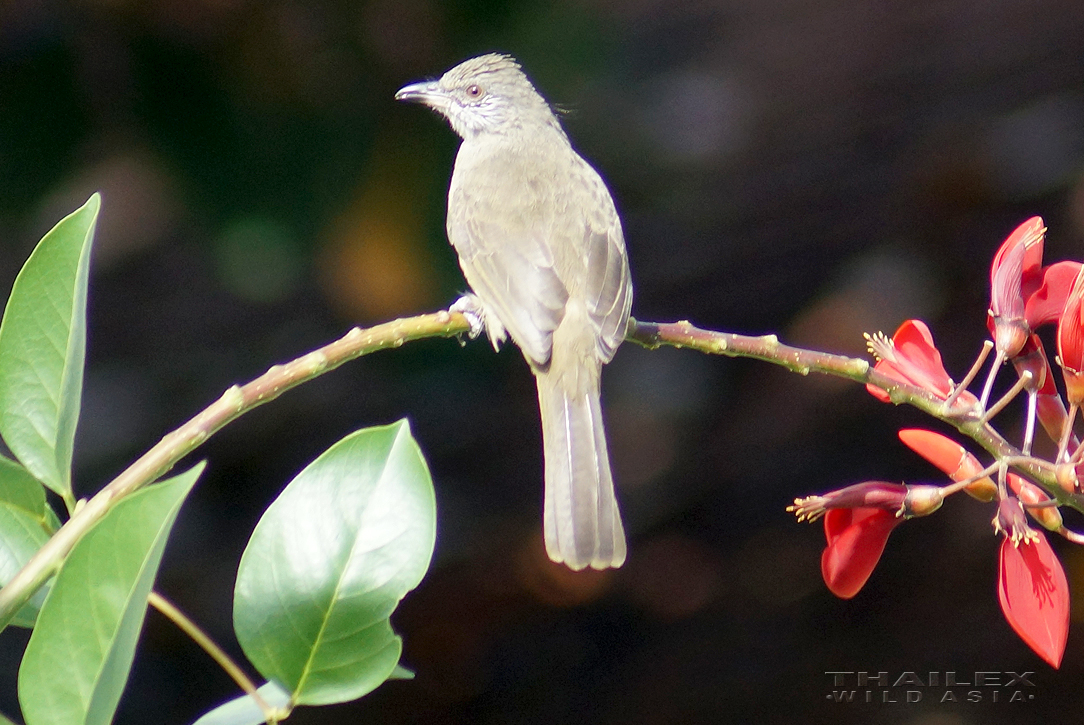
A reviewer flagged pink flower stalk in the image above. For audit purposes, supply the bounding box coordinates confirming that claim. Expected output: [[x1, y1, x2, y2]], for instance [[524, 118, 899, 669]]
[[1002, 333, 1078, 457], [866, 320, 974, 405], [997, 525, 1069, 669], [790, 481, 907, 521], [1012, 334, 1074, 449], [994, 495, 1039, 546]]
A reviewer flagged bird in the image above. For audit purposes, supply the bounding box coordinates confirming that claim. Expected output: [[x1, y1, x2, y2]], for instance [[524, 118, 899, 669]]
[[396, 54, 633, 570]]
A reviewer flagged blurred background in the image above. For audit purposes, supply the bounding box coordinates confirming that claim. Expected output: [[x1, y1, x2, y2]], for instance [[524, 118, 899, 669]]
[[2, 0, 1084, 723]]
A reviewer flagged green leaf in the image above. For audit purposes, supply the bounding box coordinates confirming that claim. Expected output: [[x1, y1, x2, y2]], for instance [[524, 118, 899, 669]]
[[0, 194, 99, 504], [0, 453, 56, 627], [191, 681, 292, 725], [0, 454, 50, 522], [0, 502, 51, 627], [234, 420, 436, 706], [18, 462, 203, 725]]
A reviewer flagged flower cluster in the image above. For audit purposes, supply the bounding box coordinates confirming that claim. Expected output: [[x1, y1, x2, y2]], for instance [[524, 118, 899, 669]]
[[790, 218, 1083, 669]]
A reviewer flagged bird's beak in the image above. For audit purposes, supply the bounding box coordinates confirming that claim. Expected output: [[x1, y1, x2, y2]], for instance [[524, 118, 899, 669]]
[[395, 81, 447, 110]]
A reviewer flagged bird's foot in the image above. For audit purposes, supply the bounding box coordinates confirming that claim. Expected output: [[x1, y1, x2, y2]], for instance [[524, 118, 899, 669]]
[[450, 294, 486, 338], [450, 294, 506, 351]]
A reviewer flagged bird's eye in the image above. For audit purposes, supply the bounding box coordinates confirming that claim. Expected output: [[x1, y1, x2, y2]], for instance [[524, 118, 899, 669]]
[[465, 84, 484, 99]]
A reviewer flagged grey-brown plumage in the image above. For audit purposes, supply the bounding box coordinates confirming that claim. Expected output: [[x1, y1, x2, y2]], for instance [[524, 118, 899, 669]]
[[396, 54, 632, 570]]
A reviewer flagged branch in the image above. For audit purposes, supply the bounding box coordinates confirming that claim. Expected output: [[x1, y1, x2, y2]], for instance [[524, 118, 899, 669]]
[[627, 319, 1082, 511], [0, 311, 471, 627], [0, 312, 1074, 625]]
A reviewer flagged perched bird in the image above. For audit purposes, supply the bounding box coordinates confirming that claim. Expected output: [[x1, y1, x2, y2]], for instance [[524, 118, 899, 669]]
[[396, 54, 633, 570]]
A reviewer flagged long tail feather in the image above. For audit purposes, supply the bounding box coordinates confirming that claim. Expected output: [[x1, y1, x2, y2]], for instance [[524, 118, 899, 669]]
[[537, 368, 626, 570]]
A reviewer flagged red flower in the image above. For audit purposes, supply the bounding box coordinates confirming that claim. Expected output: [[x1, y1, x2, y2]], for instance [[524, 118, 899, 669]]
[[792, 482, 943, 599], [989, 217, 1045, 358], [866, 320, 973, 405], [821, 507, 903, 599], [997, 528, 1069, 668], [986, 218, 1079, 358]]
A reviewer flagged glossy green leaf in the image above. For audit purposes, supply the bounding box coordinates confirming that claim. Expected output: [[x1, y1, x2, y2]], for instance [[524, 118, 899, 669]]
[[234, 420, 436, 706], [18, 463, 203, 725], [0, 502, 51, 628], [0, 194, 99, 503]]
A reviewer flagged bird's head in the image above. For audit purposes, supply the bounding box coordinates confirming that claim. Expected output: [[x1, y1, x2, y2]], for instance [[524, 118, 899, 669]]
[[395, 53, 561, 140]]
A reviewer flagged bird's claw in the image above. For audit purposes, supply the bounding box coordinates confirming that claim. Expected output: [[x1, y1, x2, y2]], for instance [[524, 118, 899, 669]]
[[450, 294, 486, 340]]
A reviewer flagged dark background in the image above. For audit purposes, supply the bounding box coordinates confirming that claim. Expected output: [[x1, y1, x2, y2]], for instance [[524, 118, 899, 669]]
[[2, 1, 1084, 723]]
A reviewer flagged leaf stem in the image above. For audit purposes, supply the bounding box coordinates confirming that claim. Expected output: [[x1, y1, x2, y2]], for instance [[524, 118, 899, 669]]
[[148, 591, 285, 722]]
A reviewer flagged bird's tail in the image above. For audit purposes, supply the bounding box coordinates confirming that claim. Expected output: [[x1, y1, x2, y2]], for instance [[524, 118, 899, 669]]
[[536, 365, 626, 570]]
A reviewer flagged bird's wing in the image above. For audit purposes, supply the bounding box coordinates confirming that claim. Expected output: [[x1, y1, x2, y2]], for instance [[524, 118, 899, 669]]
[[447, 140, 632, 368], [448, 207, 568, 368], [581, 188, 632, 364]]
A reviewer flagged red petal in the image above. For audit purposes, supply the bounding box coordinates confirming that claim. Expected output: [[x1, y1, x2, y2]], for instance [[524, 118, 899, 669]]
[[821, 508, 901, 599], [997, 533, 1069, 668], [992, 217, 1046, 288], [1057, 265, 1084, 404], [868, 320, 954, 401], [898, 429, 982, 479], [1026, 261, 1082, 329], [1036, 392, 1073, 447], [864, 376, 892, 403], [1011, 334, 1055, 394]]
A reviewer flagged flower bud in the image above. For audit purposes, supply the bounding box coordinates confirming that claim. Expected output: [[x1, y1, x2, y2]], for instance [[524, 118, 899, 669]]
[[1009, 473, 1063, 532], [898, 429, 996, 501], [993, 318, 1029, 361], [1054, 462, 1078, 495], [903, 485, 944, 517]]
